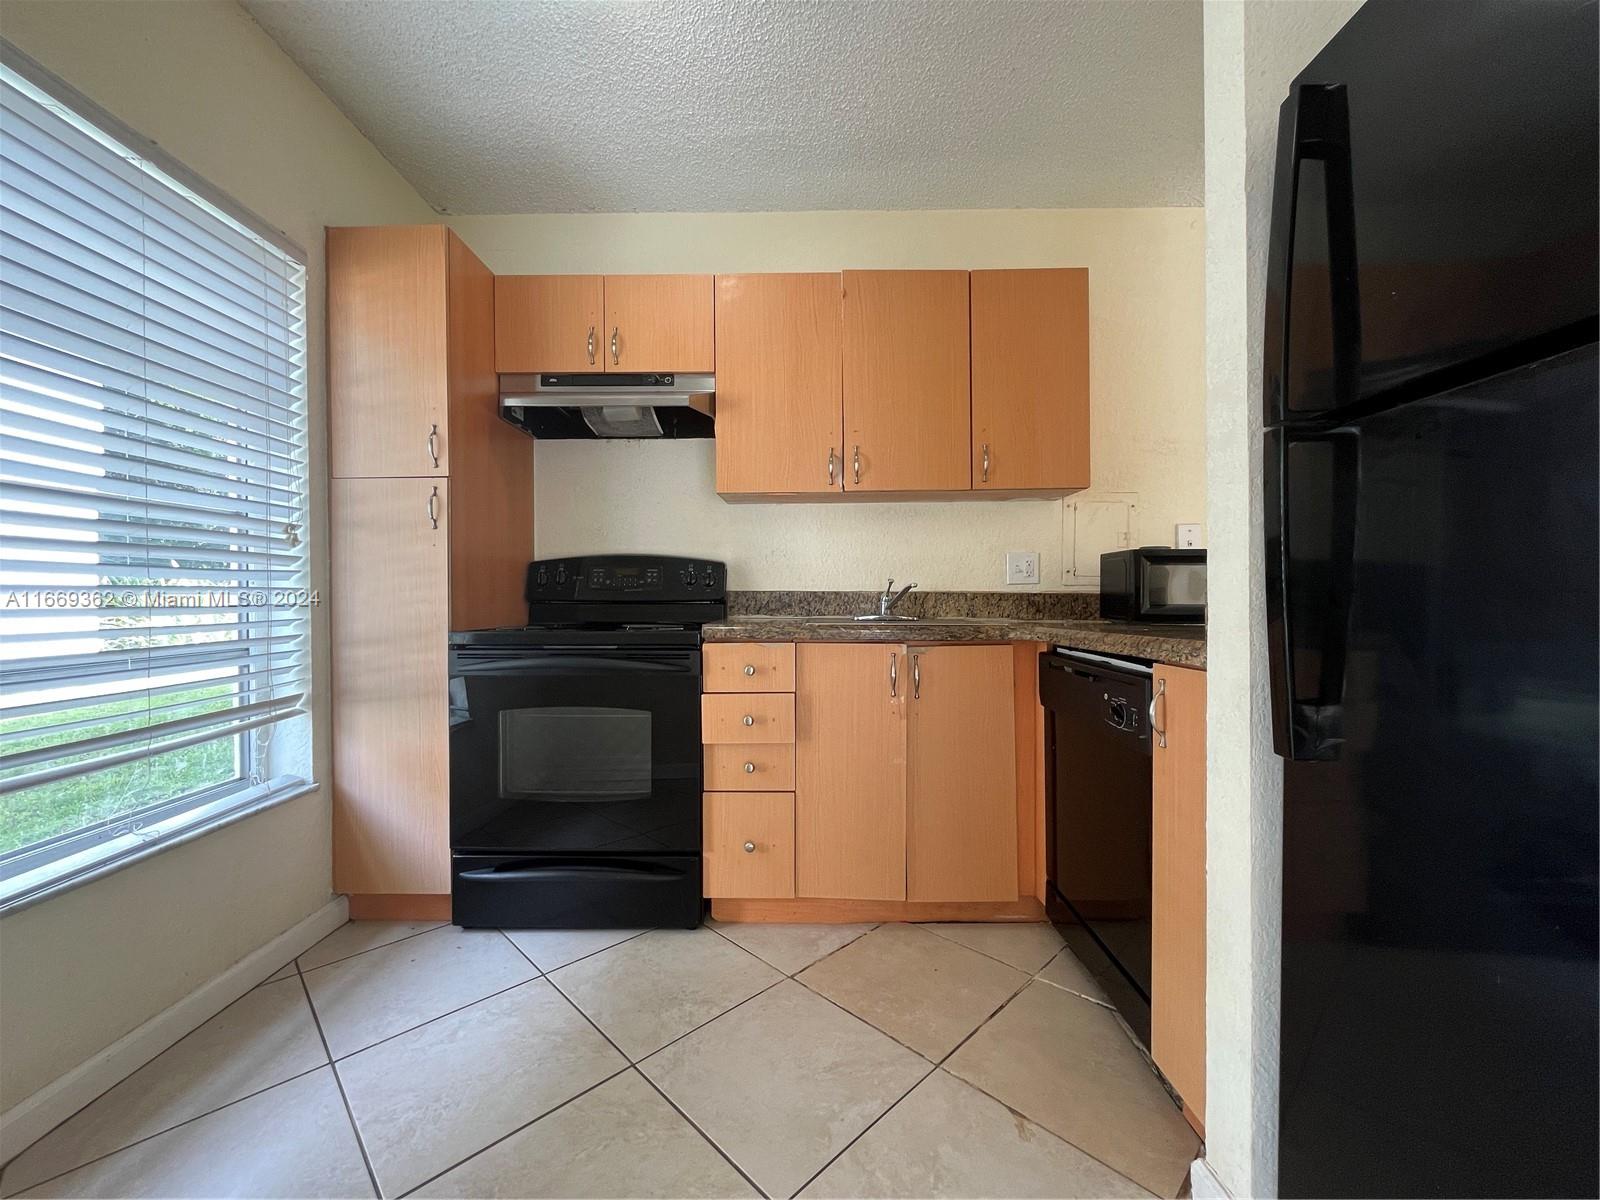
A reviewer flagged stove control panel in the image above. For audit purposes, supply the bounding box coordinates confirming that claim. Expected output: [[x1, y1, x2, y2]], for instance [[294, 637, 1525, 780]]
[[525, 555, 726, 604]]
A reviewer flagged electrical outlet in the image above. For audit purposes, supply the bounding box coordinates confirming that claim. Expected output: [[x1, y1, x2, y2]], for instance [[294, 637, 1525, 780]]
[[1005, 551, 1040, 585], [1176, 523, 1203, 549]]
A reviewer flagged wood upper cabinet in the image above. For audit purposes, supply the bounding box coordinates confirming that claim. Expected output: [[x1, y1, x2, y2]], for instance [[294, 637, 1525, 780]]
[[332, 476, 450, 896], [714, 273, 844, 495], [795, 643, 908, 900], [906, 645, 1018, 902], [603, 274, 714, 371], [328, 226, 449, 478], [1151, 664, 1206, 1125], [971, 269, 1090, 492], [494, 274, 603, 372], [841, 270, 971, 492]]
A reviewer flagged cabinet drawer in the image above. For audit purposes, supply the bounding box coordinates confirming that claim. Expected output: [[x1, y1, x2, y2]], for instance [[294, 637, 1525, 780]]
[[702, 693, 795, 744], [705, 743, 796, 791], [704, 642, 796, 692], [704, 792, 794, 898]]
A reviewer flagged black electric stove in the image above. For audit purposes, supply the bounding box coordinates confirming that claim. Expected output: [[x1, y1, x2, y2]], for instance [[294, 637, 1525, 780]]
[[448, 555, 725, 928]]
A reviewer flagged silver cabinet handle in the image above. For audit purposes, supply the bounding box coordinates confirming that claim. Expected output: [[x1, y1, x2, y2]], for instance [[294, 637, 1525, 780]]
[[743, 664, 757, 676], [912, 653, 921, 700], [742, 714, 755, 727], [827, 448, 837, 487], [427, 423, 440, 469], [853, 444, 861, 485], [981, 442, 990, 483], [743, 761, 756, 774], [889, 651, 898, 698], [743, 841, 756, 853], [426, 486, 439, 530], [610, 326, 619, 365], [587, 325, 596, 365], [1150, 677, 1167, 749]]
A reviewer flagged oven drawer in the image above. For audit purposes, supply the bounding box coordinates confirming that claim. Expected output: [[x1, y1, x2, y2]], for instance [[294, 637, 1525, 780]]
[[452, 854, 702, 929], [704, 792, 795, 898], [704, 743, 796, 790], [702, 693, 795, 744], [704, 643, 796, 693]]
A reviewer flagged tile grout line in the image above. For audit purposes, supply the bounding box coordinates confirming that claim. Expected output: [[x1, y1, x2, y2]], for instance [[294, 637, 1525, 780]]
[[296, 960, 383, 1199], [916, 921, 1070, 977], [298, 921, 450, 979], [631, 1068, 771, 1200], [1033, 944, 1120, 1010], [495, 926, 653, 975], [703, 920, 882, 978], [785, 1059, 940, 1199]]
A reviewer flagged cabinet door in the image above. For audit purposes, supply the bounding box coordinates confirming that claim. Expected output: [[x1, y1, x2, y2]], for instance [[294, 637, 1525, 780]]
[[795, 643, 907, 899], [332, 477, 450, 895], [841, 270, 970, 491], [971, 269, 1090, 492], [328, 226, 448, 478], [714, 273, 844, 494], [1151, 664, 1206, 1123], [704, 792, 795, 898], [494, 275, 604, 372], [906, 645, 1018, 901], [603, 274, 714, 371]]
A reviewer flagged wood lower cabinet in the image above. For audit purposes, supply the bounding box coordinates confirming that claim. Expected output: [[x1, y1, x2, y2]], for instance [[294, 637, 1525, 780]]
[[494, 274, 603, 371], [841, 270, 972, 492], [906, 645, 1018, 901], [1151, 664, 1207, 1125], [703, 641, 796, 692], [714, 273, 844, 495], [795, 643, 909, 900], [702, 693, 795, 744], [603, 274, 714, 370], [971, 268, 1090, 492], [329, 226, 532, 912], [704, 792, 795, 898]]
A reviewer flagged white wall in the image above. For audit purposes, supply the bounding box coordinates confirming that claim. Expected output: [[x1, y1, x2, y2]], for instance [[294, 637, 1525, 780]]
[[0, 0, 434, 1111], [1201, 3, 1363, 1195], [451, 209, 1206, 590]]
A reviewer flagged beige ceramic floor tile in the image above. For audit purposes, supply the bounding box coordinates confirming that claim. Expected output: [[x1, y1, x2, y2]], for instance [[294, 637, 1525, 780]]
[[298, 919, 446, 972], [801, 1068, 1154, 1199], [501, 927, 645, 972], [944, 981, 1198, 1198], [796, 923, 1029, 1060], [920, 921, 1066, 974], [412, 1070, 756, 1199], [708, 920, 877, 975], [338, 978, 627, 1196], [641, 980, 931, 1199], [259, 962, 297, 986], [16, 1069, 371, 1200], [1037, 946, 1111, 1004], [2, 977, 327, 1194], [302, 925, 537, 1058], [548, 927, 782, 1060]]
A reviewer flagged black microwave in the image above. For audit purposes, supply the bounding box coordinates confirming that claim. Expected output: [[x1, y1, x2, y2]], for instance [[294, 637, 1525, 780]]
[[1099, 548, 1206, 624]]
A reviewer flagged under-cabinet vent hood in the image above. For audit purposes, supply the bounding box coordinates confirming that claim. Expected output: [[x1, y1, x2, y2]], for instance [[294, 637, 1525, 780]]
[[499, 373, 715, 439]]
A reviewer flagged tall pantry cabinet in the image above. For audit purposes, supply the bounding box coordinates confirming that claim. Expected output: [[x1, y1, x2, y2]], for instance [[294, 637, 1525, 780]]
[[328, 226, 532, 919]]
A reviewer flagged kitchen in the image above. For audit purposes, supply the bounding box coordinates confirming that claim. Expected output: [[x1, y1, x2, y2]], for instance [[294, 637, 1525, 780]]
[[0, 3, 1595, 1200]]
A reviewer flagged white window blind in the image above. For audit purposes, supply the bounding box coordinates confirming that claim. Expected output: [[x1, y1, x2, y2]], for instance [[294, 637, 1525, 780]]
[[0, 51, 312, 903]]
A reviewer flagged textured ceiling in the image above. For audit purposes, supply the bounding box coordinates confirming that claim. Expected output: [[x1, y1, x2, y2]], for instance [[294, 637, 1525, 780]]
[[242, 0, 1203, 214]]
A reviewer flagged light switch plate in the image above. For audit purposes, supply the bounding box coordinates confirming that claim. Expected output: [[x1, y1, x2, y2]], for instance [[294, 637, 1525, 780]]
[[1005, 551, 1040, 585], [1176, 523, 1203, 549]]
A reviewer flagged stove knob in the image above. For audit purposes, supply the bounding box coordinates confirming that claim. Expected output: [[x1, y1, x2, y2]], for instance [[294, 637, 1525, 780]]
[[535, 568, 549, 588], [554, 565, 568, 585], [684, 569, 698, 587]]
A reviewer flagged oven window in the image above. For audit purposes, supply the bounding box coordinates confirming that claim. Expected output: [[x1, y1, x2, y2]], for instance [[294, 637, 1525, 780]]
[[1146, 563, 1206, 608], [499, 707, 652, 801]]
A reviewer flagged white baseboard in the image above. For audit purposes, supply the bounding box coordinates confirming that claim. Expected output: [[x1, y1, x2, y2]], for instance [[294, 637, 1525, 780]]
[[1189, 1156, 1234, 1199], [0, 895, 347, 1162]]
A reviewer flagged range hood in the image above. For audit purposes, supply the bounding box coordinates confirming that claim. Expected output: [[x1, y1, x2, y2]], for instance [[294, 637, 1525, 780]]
[[499, 373, 715, 439]]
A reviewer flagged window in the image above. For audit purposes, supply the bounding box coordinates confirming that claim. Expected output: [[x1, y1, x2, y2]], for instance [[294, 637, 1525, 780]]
[[0, 49, 313, 909]]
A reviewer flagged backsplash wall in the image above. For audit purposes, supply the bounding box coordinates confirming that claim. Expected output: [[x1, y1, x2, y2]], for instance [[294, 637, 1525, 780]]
[[451, 208, 1206, 590]]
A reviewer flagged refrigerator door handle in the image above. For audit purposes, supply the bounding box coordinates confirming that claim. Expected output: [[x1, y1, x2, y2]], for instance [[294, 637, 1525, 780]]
[[1264, 82, 1363, 426], [1265, 426, 1362, 761]]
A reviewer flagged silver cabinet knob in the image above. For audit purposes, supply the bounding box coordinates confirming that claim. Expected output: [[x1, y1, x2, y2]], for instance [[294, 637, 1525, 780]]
[[743, 761, 756, 773], [742, 841, 756, 853], [427, 423, 440, 469], [743, 664, 756, 676], [742, 714, 755, 727]]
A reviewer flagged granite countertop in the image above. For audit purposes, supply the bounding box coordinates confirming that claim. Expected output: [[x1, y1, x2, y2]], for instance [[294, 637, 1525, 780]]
[[705, 591, 1207, 670]]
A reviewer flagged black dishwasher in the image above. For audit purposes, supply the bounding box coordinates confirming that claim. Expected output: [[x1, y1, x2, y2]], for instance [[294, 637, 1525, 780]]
[[1039, 647, 1154, 1042]]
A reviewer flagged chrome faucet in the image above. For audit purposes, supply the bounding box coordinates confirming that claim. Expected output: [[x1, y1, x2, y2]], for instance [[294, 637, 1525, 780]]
[[878, 578, 918, 617]]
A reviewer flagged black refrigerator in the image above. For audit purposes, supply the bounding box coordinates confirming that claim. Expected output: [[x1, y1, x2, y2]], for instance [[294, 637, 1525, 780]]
[[1263, 2, 1598, 1197]]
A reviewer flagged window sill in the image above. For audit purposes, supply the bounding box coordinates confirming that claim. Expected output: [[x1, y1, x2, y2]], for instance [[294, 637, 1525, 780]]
[[0, 778, 318, 917]]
